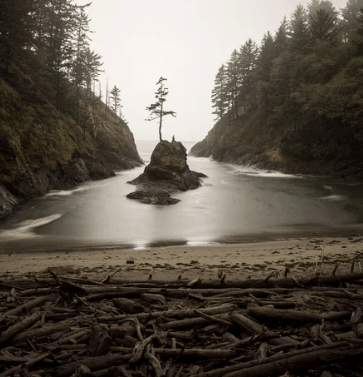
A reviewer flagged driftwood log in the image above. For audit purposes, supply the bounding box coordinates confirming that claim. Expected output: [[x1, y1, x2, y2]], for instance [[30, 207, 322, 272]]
[[1, 270, 363, 376]]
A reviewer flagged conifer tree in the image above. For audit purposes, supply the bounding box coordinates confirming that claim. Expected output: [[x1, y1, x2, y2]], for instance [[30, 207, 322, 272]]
[[274, 17, 289, 56], [341, 0, 363, 44], [289, 5, 310, 51], [110, 85, 121, 115], [237, 39, 259, 111], [309, 8, 340, 43], [211, 65, 228, 120], [0, 0, 33, 70], [226, 49, 240, 119], [44, 0, 77, 110], [146, 77, 176, 141]]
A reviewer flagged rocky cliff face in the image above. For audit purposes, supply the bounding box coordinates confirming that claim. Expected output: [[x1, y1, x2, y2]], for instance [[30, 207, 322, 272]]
[[189, 114, 363, 178], [127, 140, 206, 205], [0, 73, 142, 221]]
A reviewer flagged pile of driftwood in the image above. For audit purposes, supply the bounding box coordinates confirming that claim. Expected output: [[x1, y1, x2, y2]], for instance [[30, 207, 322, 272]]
[[1, 268, 363, 377]]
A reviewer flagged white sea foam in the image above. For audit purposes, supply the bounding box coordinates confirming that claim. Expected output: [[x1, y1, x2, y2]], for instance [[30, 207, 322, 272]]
[[46, 187, 89, 197], [321, 195, 347, 201], [0, 214, 62, 238], [226, 164, 301, 179]]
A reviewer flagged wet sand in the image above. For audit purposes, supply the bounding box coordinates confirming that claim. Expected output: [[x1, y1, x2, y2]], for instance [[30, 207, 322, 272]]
[[0, 236, 362, 280]]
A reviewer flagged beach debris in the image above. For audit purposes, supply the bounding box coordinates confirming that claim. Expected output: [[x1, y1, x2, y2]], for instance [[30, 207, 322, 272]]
[[1, 270, 363, 376]]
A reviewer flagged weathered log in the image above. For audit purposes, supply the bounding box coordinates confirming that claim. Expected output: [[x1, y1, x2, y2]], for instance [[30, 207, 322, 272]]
[[129, 335, 153, 363], [89, 325, 112, 357], [229, 312, 298, 346], [109, 321, 136, 340], [105, 346, 238, 360], [145, 344, 162, 377], [97, 303, 238, 322], [197, 341, 351, 377], [162, 316, 213, 330], [193, 309, 233, 326], [11, 318, 77, 344], [224, 344, 363, 377], [112, 298, 145, 314], [141, 293, 167, 305], [247, 307, 351, 324], [1, 296, 52, 318], [0, 313, 42, 346], [104, 273, 363, 288], [0, 353, 49, 377], [54, 353, 134, 377]]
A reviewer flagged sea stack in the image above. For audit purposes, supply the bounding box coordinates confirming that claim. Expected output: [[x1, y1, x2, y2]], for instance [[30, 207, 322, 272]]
[[127, 140, 206, 205]]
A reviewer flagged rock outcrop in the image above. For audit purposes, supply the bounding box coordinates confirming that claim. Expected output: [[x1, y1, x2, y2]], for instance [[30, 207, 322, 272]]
[[0, 72, 142, 221], [127, 140, 206, 205], [189, 114, 363, 179]]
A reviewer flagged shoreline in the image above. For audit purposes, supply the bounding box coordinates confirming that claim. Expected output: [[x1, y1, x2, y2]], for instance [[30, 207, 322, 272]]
[[1, 235, 362, 281]]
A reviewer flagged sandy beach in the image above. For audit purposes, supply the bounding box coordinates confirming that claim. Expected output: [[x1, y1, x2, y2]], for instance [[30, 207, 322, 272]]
[[0, 235, 362, 280]]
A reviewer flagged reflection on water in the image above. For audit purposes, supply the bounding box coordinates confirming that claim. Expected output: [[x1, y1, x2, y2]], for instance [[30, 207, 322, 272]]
[[0, 140, 363, 252]]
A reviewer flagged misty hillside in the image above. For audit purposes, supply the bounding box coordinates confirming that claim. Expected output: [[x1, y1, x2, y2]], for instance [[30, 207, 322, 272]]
[[191, 0, 363, 178], [0, 0, 142, 220]]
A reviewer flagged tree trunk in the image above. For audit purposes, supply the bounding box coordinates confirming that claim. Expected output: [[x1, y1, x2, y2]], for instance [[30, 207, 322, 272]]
[[159, 102, 163, 141]]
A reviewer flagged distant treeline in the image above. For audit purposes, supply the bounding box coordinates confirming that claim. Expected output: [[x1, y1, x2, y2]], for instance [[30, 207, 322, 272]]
[[211, 0, 363, 162], [0, 0, 122, 125]]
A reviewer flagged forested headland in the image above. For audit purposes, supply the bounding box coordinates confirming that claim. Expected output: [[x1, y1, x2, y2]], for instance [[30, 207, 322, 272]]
[[191, 0, 363, 178], [0, 0, 142, 220]]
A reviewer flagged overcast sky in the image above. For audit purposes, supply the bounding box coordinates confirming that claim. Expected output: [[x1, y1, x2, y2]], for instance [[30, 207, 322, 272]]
[[76, 0, 348, 142]]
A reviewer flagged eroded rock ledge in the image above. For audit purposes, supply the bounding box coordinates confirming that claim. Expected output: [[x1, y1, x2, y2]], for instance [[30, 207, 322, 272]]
[[127, 140, 206, 205]]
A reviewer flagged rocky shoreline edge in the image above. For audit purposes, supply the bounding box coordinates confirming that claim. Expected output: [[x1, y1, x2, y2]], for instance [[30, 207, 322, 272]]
[[0, 153, 142, 222]]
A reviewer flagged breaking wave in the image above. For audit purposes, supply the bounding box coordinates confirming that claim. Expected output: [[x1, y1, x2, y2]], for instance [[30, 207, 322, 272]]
[[0, 214, 62, 238], [226, 164, 301, 179]]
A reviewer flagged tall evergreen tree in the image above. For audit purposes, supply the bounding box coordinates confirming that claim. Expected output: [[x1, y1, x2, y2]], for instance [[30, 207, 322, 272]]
[[0, 0, 33, 70], [110, 85, 121, 115], [274, 17, 289, 56], [146, 77, 176, 141], [258, 32, 276, 82], [84, 48, 103, 97], [211, 64, 228, 120], [237, 39, 259, 111], [289, 5, 310, 51], [70, 5, 90, 121], [226, 49, 240, 119], [309, 8, 341, 43], [44, 0, 77, 110]]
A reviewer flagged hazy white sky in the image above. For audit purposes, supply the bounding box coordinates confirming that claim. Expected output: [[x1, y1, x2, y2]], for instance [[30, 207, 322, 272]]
[[77, 0, 348, 142]]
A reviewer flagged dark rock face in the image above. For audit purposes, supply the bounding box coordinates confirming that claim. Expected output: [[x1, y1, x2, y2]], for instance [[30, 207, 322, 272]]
[[127, 140, 206, 205], [0, 60, 143, 222]]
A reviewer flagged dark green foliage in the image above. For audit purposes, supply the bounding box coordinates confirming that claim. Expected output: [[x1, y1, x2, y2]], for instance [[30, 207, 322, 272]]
[[211, 64, 228, 120], [209, 0, 363, 167], [309, 8, 341, 43], [289, 5, 310, 51], [0, 0, 33, 70], [0, 0, 136, 186]]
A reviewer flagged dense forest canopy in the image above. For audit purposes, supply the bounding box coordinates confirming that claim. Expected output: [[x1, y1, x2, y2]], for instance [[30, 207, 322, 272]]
[[0, 0, 122, 124], [0, 0, 141, 217], [210, 0, 363, 163]]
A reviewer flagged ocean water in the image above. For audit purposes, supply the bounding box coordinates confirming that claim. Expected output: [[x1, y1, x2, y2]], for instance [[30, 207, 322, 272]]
[[0, 140, 362, 252]]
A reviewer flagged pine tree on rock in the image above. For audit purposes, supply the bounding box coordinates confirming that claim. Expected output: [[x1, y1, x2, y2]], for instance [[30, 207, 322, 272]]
[[146, 77, 176, 142]]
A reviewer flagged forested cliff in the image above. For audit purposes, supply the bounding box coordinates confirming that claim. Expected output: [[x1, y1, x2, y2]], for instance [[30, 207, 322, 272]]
[[190, 0, 363, 178], [0, 0, 142, 220]]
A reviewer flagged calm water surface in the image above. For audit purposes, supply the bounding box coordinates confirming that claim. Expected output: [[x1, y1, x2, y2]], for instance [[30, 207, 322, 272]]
[[0, 140, 363, 252]]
